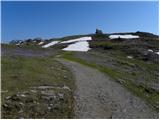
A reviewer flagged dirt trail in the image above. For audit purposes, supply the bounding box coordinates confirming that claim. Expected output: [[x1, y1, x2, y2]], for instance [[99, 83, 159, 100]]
[[58, 59, 158, 119]]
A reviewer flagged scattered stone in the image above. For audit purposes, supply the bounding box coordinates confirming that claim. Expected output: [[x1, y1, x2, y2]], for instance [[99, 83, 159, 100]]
[[6, 96, 11, 100], [50, 103, 53, 106], [33, 101, 37, 104], [2, 85, 72, 119], [20, 94, 26, 97], [18, 110, 23, 114], [127, 56, 133, 59], [63, 85, 71, 91], [3, 103, 8, 108], [19, 102, 24, 106], [34, 86, 55, 90], [58, 93, 64, 99], [48, 106, 52, 110], [30, 90, 37, 93], [63, 75, 67, 79], [51, 66, 54, 69]]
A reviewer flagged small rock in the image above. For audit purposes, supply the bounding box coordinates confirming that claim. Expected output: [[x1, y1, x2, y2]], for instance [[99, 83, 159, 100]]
[[18, 110, 23, 113], [50, 103, 53, 106], [33, 101, 37, 104], [63, 85, 71, 91], [20, 94, 26, 97], [19, 102, 24, 106], [51, 66, 54, 69], [48, 106, 52, 110], [6, 96, 11, 100], [3, 103, 8, 108], [30, 90, 37, 93], [58, 93, 64, 99], [63, 76, 67, 79], [127, 56, 133, 59]]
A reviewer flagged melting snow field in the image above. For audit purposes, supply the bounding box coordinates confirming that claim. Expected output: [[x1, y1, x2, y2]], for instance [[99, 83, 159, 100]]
[[62, 41, 91, 52], [61, 37, 92, 44], [42, 41, 59, 48], [42, 36, 92, 51], [109, 35, 139, 39]]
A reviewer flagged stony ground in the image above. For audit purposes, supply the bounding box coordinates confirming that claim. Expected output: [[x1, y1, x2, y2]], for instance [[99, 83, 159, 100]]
[[1, 45, 74, 118], [2, 85, 73, 119], [59, 59, 158, 119]]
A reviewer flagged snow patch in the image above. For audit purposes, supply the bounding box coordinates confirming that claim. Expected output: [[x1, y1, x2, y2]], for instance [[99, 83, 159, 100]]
[[155, 52, 159, 55], [148, 49, 153, 52], [61, 37, 92, 44], [38, 41, 44, 45], [63, 41, 91, 52], [42, 41, 59, 48], [109, 35, 139, 39]]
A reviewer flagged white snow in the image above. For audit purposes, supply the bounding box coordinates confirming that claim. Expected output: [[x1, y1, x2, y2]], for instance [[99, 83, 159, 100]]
[[42, 41, 59, 48], [60, 37, 92, 44], [109, 35, 139, 39], [41, 36, 92, 50], [148, 49, 153, 52], [155, 52, 159, 55], [38, 41, 44, 45], [63, 41, 91, 52], [148, 49, 159, 55]]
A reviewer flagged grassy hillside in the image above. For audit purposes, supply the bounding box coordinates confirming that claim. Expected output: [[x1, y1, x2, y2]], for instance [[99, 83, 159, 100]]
[[1, 48, 75, 118], [61, 32, 159, 111], [1, 31, 159, 118]]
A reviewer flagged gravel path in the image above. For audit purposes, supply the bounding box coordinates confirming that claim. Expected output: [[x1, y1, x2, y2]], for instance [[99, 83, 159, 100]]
[[58, 59, 158, 119]]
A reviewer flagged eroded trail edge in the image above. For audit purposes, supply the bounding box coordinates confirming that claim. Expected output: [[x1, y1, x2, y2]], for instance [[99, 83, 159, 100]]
[[58, 59, 158, 119]]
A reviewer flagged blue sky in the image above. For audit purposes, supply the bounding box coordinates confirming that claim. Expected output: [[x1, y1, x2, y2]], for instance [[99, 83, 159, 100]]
[[1, 1, 159, 42]]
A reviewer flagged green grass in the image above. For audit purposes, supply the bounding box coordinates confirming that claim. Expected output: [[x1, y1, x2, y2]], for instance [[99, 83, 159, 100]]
[[112, 50, 158, 82], [61, 51, 159, 111], [2, 55, 75, 118], [89, 41, 113, 48], [1, 43, 43, 50], [1, 55, 74, 102]]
